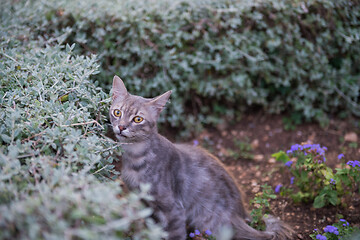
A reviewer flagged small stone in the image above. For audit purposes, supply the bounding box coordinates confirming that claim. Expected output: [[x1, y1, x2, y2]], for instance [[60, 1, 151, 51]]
[[308, 132, 316, 141], [344, 132, 358, 142], [217, 122, 227, 131], [251, 139, 259, 149], [265, 125, 271, 131], [268, 158, 276, 163], [253, 154, 264, 161], [252, 186, 260, 193]]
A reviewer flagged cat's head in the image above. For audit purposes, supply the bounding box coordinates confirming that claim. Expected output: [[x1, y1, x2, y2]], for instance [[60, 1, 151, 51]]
[[110, 75, 171, 143]]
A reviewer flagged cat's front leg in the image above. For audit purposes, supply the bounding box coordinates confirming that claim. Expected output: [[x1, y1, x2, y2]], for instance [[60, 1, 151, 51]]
[[154, 198, 187, 240]]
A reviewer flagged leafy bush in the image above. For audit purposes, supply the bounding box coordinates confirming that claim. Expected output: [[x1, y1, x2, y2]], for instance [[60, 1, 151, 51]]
[[273, 144, 360, 208], [0, 17, 165, 239], [3, 0, 359, 133]]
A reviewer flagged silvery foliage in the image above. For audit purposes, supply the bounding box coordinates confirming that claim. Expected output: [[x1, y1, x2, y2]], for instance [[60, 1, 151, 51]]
[[0, 3, 166, 239]]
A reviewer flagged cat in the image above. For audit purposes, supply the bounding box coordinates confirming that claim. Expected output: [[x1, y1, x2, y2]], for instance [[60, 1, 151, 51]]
[[110, 75, 294, 240]]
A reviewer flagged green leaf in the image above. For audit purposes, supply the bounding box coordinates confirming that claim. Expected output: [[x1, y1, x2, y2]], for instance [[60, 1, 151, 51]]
[[314, 195, 326, 208], [328, 191, 338, 206], [1, 134, 11, 143], [272, 151, 289, 163]]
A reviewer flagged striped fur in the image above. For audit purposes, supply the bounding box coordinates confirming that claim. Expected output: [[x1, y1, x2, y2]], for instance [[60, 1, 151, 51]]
[[110, 76, 294, 240]]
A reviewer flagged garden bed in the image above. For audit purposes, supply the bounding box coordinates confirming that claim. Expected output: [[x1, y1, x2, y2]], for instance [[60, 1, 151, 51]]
[[176, 112, 360, 239]]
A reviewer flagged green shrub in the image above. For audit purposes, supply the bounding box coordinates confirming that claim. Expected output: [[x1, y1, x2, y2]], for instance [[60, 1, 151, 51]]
[[3, 0, 359, 133], [0, 22, 165, 238]]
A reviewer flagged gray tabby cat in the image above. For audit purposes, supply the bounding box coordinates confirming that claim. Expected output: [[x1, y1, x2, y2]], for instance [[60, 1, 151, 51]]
[[110, 75, 293, 240]]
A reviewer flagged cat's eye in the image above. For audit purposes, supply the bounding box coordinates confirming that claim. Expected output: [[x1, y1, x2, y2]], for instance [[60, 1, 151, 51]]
[[133, 116, 144, 123], [113, 109, 122, 117]]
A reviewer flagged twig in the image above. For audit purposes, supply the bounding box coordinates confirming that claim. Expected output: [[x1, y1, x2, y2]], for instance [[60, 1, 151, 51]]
[[21, 131, 46, 143], [334, 86, 360, 110], [94, 144, 123, 154], [60, 120, 104, 129], [92, 165, 109, 175], [1, 52, 21, 65], [18, 153, 38, 159]]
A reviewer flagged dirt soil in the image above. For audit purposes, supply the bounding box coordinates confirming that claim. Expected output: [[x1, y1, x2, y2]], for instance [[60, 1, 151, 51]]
[[172, 112, 360, 239]]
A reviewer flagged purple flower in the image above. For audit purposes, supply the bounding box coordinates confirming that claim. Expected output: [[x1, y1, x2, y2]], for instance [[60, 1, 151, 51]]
[[286, 150, 293, 155], [290, 177, 295, 185], [340, 219, 349, 226], [193, 140, 199, 146], [275, 184, 282, 193], [289, 143, 328, 161], [338, 153, 344, 160], [354, 160, 360, 167], [205, 229, 212, 235], [330, 178, 336, 185], [347, 160, 360, 167], [189, 232, 195, 238], [324, 225, 338, 233], [285, 161, 293, 167], [316, 234, 327, 240], [317, 148, 325, 155], [195, 229, 200, 235], [290, 144, 302, 152]]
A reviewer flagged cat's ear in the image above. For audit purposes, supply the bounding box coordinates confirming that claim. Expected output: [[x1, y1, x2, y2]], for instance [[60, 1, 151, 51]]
[[112, 75, 128, 101], [148, 90, 172, 117]]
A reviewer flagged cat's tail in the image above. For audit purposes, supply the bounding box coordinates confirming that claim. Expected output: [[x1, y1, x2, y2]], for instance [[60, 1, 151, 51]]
[[263, 215, 294, 239], [233, 215, 294, 240]]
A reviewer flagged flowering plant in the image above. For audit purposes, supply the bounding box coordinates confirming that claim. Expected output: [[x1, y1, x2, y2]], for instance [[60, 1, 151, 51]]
[[310, 219, 359, 240], [273, 143, 359, 208]]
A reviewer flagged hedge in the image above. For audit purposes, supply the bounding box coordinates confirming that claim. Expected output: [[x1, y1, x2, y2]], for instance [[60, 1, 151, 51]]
[[3, 0, 359, 132]]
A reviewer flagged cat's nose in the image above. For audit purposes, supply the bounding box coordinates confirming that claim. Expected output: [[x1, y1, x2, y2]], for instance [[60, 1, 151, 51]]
[[118, 125, 126, 132]]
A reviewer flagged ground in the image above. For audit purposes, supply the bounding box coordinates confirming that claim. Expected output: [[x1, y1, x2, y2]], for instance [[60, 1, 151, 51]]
[[179, 112, 360, 239]]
